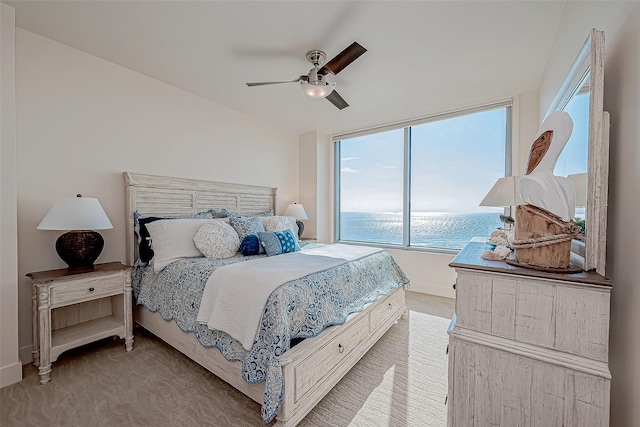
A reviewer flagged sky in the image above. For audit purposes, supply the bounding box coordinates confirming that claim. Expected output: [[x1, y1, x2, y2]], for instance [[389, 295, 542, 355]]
[[339, 96, 589, 213]]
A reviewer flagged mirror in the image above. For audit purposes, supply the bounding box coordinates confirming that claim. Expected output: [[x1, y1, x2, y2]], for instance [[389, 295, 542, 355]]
[[546, 29, 608, 276]]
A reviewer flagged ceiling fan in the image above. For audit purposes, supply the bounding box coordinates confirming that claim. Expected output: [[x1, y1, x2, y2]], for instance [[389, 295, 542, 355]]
[[246, 42, 367, 110]]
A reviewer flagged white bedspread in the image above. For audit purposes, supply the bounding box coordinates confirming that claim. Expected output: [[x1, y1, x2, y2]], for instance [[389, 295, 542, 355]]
[[196, 244, 382, 350]]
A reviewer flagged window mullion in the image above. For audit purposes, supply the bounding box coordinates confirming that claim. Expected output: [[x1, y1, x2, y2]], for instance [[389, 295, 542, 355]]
[[403, 127, 411, 248], [334, 141, 341, 242]]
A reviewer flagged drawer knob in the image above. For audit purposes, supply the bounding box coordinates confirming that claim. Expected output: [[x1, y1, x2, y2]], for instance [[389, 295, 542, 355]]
[[338, 343, 344, 354], [388, 303, 392, 310], [88, 287, 95, 292]]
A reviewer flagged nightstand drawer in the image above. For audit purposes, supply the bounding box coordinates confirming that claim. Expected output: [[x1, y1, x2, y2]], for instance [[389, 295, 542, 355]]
[[50, 273, 124, 307]]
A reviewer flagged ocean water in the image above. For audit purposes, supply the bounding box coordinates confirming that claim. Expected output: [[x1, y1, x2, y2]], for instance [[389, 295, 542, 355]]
[[339, 211, 503, 250]]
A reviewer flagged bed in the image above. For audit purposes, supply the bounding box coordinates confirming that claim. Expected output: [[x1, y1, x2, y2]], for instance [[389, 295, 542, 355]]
[[124, 172, 409, 426]]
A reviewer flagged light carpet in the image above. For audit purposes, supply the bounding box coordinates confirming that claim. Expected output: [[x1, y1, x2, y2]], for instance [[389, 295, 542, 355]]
[[1, 297, 452, 427]]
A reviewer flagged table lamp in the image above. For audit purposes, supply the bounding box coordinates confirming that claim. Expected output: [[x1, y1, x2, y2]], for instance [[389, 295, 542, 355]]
[[37, 194, 113, 270], [479, 176, 523, 228], [284, 203, 308, 238]]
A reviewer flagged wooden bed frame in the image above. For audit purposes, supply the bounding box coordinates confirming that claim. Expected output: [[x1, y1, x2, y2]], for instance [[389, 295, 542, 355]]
[[123, 172, 407, 426]]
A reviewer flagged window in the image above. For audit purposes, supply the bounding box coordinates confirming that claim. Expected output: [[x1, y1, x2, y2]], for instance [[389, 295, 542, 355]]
[[336, 102, 511, 251]]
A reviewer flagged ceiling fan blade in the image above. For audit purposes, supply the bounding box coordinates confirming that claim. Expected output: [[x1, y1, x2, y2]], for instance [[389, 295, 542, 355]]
[[326, 90, 349, 110], [246, 76, 307, 87], [319, 42, 367, 75]]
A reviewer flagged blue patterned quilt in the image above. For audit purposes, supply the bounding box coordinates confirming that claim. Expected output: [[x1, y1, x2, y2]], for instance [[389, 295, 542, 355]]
[[132, 244, 409, 423]]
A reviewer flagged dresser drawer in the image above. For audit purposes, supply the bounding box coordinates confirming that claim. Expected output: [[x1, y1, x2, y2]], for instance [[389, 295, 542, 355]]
[[50, 273, 124, 307], [455, 270, 610, 361], [294, 314, 370, 402], [369, 287, 405, 333]]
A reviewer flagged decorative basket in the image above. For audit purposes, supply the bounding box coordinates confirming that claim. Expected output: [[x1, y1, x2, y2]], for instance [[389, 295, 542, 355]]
[[511, 204, 578, 269]]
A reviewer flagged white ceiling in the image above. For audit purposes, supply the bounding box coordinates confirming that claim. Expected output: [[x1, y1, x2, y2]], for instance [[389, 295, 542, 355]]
[[7, 1, 566, 135]]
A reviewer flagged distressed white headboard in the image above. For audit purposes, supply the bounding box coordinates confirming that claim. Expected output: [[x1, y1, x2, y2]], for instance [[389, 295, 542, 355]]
[[123, 172, 277, 264]]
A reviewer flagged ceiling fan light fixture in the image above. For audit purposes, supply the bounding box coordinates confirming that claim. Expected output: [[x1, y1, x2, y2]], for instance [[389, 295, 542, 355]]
[[300, 80, 336, 98]]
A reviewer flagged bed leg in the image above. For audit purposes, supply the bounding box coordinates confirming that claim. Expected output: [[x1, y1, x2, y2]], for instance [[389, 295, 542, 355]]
[[394, 310, 409, 325]]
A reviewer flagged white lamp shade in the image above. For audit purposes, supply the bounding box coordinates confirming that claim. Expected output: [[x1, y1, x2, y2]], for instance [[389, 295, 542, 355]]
[[479, 176, 524, 207], [568, 173, 587, 207], [284, 203, 309, 220], [37, 196, 113, 231], [300, 80, 336, 98]]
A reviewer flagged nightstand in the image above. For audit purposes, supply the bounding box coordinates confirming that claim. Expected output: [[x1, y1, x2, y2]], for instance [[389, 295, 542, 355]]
[[26, 262, 133, 384]]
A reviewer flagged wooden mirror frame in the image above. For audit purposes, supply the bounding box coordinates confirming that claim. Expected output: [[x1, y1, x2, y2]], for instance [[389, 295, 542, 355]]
[[546, 29, 609, 276]]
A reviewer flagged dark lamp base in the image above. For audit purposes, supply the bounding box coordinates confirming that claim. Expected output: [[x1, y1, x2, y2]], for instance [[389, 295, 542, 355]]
[[296, 220, 304, 239], [56, 231, 104, 270]]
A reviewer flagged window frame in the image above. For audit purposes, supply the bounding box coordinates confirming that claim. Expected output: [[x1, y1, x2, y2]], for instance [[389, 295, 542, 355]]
[[334, 100, 513, 253]]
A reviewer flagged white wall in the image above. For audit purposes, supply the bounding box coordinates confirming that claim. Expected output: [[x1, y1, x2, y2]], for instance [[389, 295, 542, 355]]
[[601, 5, 640, 426], [299, 132, 320, 239], [512, 91, 539, 173], [14, 29, 299, 364], [537, 2, 640, 425], [0, 2, 22, 388]]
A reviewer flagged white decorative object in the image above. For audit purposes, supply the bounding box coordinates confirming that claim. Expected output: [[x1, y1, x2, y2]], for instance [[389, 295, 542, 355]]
[[448, 242, 611, 426], [193, 221, 240, 259], [518, 110, 576, 222]]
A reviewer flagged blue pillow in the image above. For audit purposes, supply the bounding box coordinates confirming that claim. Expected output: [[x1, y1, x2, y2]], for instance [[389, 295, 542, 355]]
[[239, 234, 264, 255], [257, 229, 300, 257]]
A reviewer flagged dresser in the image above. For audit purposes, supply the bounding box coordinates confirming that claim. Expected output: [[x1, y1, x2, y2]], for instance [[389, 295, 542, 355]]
[[27, 262, 133, 384], [447, 242, 611, 426]]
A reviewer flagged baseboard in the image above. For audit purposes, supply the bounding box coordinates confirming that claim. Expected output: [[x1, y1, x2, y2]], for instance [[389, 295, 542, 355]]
[[0, 361, 22, 388], [408, 280, 455, 299], [19, 344, 32, 367]]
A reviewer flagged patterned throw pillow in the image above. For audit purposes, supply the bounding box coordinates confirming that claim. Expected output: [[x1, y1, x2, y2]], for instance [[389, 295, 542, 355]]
[[229, 216, 265, 241], [257, 229, 300, 257], [221, 208, 275, 218], [261, 216, 299, 239], [193, 221, 240, 259], [239, 234, 263, 255]]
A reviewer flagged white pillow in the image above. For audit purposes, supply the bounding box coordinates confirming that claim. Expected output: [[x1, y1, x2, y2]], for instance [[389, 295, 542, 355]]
[[261, 216, 299, 239], [193, 221, 240, 259], [146, 218, 214, 273]]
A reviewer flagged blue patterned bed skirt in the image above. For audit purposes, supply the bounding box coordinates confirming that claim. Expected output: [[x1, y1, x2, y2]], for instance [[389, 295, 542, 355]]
[[132, 244, 410, 423]]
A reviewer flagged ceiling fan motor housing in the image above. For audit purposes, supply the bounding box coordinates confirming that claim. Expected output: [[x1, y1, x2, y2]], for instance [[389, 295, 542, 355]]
[[306, 50, 327, 67]]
